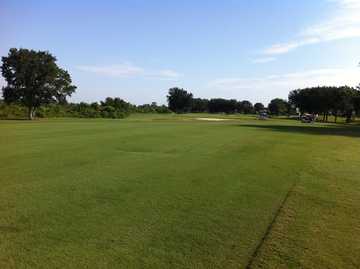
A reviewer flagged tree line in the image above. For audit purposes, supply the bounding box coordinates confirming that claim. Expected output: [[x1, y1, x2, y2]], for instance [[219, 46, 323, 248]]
[[167, 87, 293, 115], [1, 48, 360, 122], [167, 87, 258, 114], [0, 98, 171, 119], [57, 98, 170, 118], [289, 86, 360, 122], [167, 86, 360, 122]]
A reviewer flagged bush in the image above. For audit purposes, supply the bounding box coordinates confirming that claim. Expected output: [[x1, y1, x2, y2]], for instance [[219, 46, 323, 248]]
[[0, 102, 27, 119], [0, 97, 169, 120]]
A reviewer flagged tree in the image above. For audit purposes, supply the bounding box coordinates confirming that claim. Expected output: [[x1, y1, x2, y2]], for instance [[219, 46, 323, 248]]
[[354, 86, 360, 116], [167, 87, 193, 113], [254, 102, 265, 113], [337, 86, 360, 123], [208, 98, 237, 114], [100, 97, 134, 112], [238, 100, 254, 114], [191, 98, 209, 112], [1, 48, 76, 119], [289, 88, 321, 115], [268, 98, 289, 115], [355, 85, 360, 116]]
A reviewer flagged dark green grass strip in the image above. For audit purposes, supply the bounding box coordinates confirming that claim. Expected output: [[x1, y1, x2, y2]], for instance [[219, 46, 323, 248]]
[[246, 181, 297, 269]]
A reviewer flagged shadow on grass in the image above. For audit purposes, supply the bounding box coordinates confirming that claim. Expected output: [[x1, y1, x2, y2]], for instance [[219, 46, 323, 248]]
[[238, 123, 360, 138], [0, 118, 29, 121]]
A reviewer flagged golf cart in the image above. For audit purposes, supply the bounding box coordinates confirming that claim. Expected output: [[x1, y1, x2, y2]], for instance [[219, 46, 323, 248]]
[[258, 110, 269, 120], [301, 113, 316, 123]]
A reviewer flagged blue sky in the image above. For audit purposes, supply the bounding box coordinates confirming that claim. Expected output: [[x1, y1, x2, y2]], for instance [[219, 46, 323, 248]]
[[1, 0, 359, 105]]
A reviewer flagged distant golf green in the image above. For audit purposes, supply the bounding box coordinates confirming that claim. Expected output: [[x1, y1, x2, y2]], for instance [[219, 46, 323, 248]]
[[0, 114, 359, 268]]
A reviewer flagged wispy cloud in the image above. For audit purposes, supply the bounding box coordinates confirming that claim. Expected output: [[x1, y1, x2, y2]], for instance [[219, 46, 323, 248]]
[[208, 67, 360, 103], [147, 69, 182, 80], [210, 68, 360, 89], [263, 0, 360, 56], [77, 63, 144, 77], [264, 38, 320, 55], [76, 63, 182, 80], [252, 57, 276, 64]]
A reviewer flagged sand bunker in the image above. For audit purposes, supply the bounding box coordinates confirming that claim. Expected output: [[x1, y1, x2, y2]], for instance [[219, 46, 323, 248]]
[[196, 118, 230, 121]]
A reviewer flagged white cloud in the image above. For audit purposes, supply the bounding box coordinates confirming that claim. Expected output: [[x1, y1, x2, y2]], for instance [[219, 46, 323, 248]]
[[208, 67, 360, 103], [263, 0, 360, 55], [147, 69, 183, 80], [76, 63, 182, 80], [252, 57, 276, 64], [210, 68, 360, 89], [264, 38, 320, 55], [77, 63, 144, 77]]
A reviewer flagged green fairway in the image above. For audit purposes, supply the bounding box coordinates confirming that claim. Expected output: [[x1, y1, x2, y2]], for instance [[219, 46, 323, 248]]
[[0, 115, 359, 268]]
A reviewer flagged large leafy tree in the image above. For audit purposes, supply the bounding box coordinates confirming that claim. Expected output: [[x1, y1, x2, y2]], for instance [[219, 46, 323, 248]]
[[254, 102, 265, 113], [167, 87, 193, 113], [268, 98, 289, 115], [238, 100, 254, 114], [1, 48, 76, 119]]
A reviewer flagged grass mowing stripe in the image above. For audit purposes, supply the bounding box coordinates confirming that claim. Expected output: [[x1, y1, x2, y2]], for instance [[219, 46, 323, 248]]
[[246, 180, 298, 269]]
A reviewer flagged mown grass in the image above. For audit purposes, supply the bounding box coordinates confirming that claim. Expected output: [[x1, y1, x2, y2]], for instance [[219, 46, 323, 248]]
[[0, 114, 359, 268]]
